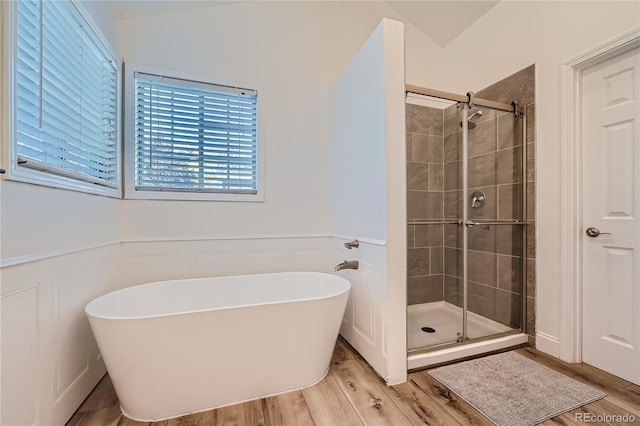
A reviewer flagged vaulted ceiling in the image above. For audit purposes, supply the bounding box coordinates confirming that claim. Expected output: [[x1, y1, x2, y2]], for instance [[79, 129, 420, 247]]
[[384, 1, 499, 47], [104, 0, 500, 48]]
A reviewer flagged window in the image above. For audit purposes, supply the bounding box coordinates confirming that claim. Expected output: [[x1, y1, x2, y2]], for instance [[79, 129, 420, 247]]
[[8, 0, 119, 195], [125, 67, 260, 201]]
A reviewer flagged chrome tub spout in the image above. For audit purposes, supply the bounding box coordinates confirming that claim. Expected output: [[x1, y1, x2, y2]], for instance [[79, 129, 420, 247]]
[[335, 260, 359, 271]]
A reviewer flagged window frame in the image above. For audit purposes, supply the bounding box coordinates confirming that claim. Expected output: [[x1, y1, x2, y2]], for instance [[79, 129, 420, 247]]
[[1, 0, 122, 198], [123, 64, 264, 202]]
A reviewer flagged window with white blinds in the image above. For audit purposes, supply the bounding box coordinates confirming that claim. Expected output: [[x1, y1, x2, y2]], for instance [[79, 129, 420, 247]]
[[132, 72, 258, 195], [13, 0, 118, 190]]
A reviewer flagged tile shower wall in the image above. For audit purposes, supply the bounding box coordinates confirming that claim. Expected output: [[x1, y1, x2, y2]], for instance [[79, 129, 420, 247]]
[[443, 65, 536, 345], [406, 103, 445, 305]]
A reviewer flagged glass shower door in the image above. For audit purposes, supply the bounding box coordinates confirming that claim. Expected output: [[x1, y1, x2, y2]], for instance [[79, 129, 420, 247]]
[[407, 94, 525, 352], [443, 102, 526, 344], [462, 105, 525, 340], [406, 96, 465, 350], [441, 103, 468, 344]]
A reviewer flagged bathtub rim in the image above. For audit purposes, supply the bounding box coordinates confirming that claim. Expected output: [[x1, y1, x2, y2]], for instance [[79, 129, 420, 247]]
[[85, 271, 351, 321]]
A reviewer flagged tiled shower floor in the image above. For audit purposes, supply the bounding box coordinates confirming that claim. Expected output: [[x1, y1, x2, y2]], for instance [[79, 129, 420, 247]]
[[408, 301, 513, 351]]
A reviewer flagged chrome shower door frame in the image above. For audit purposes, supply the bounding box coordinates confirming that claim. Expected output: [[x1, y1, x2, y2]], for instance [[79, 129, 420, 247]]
[[407, 85, 529, 351], [461, 104, 469, 341]]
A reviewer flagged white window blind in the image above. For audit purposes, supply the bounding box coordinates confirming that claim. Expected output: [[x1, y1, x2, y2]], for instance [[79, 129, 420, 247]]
[[133, 72, 258, 194], [15, 0, 118, 188]]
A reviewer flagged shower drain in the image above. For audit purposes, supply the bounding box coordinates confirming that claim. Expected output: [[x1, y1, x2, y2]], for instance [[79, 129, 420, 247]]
[[420, 327, 436, 333]]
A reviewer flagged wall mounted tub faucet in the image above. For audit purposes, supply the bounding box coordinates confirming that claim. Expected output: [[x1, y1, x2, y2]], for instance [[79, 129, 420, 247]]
[[344, 239, 359, 249], [335, 260, 359, 271]]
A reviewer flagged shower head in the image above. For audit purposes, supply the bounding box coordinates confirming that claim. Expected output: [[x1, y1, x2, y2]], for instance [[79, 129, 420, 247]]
[[459, 110, 483, 129]]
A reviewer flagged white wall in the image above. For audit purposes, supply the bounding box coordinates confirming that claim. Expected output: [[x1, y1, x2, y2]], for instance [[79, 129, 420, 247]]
[[0, 183, 121, 261], [116, 1, 438, 242], [0, 1, 122, 263], [331, 18, 407, 384], [79, 0, 119, 49], [382, 18, 409, 384], [412, 1, 640, 357], [331, 23, 387, 241]]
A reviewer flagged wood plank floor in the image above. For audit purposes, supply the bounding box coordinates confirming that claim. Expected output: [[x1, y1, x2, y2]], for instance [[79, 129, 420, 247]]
[[68, 339, 640, 426]]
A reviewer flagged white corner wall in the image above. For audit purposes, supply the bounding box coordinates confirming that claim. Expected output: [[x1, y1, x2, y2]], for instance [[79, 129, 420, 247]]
[[382, 18, 409, 385], [331, 27, 387, 242], [415, 1, 640, 358], [331, 18, 407, 384]]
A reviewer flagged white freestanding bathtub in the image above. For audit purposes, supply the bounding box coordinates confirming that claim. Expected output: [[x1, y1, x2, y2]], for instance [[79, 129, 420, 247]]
[[85, 272, 350, 421]]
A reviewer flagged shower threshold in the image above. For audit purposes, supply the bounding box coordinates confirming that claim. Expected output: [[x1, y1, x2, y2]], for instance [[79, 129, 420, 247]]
[[407, 301, 528, 370]]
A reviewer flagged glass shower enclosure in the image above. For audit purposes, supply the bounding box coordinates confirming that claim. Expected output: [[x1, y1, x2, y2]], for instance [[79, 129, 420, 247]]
[[405, 87, 528, 363]]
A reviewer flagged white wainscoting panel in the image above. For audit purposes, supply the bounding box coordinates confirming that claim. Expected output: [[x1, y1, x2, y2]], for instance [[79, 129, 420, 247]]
[[353, 256, 375, 344], [333, 237, 389, 381], [1, 244, 120, 426], [53, 272, 89, 404], [122, 237, 333, 287], [1, 286, 39, 426]]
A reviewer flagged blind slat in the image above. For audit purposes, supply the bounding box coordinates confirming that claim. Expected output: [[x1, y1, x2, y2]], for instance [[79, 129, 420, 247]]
[[139, 123, 256, 135], [18, 156, 118, 188]]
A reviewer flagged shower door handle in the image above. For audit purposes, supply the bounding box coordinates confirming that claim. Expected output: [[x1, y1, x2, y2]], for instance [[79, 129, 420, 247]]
[[585, 227, 611, 238]]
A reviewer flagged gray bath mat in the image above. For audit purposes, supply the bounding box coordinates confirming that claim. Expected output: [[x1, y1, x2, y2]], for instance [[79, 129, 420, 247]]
[[428, 351, 606, 426]]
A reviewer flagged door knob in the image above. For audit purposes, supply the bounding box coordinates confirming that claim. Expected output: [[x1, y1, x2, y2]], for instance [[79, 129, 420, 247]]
[[585, 227, 611, 237]]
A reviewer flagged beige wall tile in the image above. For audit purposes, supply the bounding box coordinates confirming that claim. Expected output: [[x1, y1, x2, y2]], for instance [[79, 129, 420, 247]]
[[407, 162, 429, 190], [467, 250, 497, 286], [430, 247, 444, 275], [408, 247, 430, 277], [497, 184, 522, 220], [413, 133, 443, 163], [468, 118, 497, 157], [444, 132, 462, 163], [408, 275, 444, 305], [497, 112, 520, 151], [494, 289, 522, 328], [414, 224, 443, 247], [498, 254, 523, 293], [407, 191, 443, 220], [406, 103, 443, 135]]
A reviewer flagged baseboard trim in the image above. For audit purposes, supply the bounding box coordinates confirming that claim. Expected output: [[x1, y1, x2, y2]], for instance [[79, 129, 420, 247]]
[[535, 331, 561, 358]]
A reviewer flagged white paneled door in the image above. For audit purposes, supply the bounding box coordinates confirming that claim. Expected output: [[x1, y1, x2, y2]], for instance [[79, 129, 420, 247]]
[[581, 46, 640, 385]]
